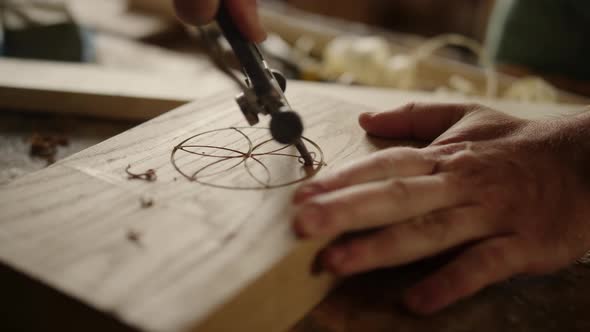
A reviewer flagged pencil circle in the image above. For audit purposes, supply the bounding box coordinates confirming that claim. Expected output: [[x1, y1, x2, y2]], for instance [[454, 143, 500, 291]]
[[171, 127, 324, 190]]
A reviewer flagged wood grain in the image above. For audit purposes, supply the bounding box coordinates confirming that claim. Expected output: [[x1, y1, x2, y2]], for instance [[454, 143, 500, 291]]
[[0, 82, 585, 332]]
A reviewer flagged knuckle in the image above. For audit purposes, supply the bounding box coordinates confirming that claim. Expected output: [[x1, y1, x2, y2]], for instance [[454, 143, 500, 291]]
[[449, 149, 480, 168], [386, 179, 411, 200], [372, 152, 398, 173], [376, 148, 435, 174], [430, 141, 471, 157], [437, 147, 482, 174]]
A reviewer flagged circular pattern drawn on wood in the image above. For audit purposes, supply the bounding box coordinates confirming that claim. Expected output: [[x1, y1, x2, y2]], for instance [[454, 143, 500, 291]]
[[171, 127, 325, 190]]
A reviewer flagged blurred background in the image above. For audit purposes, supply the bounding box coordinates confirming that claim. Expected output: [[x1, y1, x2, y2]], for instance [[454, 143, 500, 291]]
[[289, 0, 495, 41], [0, 0, 589, 184]]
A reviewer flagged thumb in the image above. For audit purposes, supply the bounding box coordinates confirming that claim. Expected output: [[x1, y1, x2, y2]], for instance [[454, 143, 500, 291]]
[[225, 0, 267, 43], [359, 103, 474, 141]]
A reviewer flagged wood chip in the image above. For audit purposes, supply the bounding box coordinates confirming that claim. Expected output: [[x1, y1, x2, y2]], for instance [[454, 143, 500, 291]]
[[125, 165, 157, 182], [29, 133, 69, 165], [127, 229, 142, 247], [140, 197, 154, 208]]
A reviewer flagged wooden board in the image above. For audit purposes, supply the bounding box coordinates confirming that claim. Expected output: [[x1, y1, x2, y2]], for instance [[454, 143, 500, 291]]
[[0, 82, 585, 332], [2, 57, 585, 122], [0, 58, 218, 120], [0, 26, 228, 121]]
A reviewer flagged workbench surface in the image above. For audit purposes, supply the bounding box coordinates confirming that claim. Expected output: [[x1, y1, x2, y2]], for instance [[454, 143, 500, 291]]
[[293, 260, 590, 332]]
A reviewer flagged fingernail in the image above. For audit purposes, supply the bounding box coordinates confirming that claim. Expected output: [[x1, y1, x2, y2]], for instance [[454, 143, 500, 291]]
[[359, 112, 378, 128], [244, 6, 267, 42], [359, 112, 377, 121], [296, 205, 323, 237]]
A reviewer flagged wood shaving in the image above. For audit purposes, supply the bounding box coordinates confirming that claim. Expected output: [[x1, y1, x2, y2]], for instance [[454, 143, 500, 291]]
[[29, 133, 69, 165], [126, 230, 142, 247], [125, 165, 157, 182], [140, 197, 154, 208]]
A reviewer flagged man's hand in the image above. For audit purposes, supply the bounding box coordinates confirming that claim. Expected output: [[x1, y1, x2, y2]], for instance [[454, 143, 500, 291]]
[[293, 103, 590, 314], [173, 0, 266, 42]]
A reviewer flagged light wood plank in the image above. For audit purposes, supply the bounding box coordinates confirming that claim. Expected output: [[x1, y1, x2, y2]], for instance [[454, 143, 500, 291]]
[[0, 58, 222, 120], [2, 58, 584, 122], [0, 82, 585, 332]]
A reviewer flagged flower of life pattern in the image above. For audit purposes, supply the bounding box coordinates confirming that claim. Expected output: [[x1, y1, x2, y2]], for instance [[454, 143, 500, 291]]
[[171, 127, 325, 190]]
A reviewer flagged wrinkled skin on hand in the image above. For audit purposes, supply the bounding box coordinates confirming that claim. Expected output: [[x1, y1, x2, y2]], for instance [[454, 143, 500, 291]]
[[293, 103, 590, 314], [173, 0, 266, 42]]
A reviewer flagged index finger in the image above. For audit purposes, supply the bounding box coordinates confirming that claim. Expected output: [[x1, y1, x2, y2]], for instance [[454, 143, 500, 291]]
[[173, 0, 266, 42], [294, 173, 466, 239], [294, 147, 437, 204]]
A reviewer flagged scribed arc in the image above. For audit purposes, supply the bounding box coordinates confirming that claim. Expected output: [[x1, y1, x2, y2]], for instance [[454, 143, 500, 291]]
[[171, 127, 325, 190]]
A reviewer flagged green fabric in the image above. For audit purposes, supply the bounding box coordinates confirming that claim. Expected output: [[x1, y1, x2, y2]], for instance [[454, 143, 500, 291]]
[[486, 0, 590, 80]]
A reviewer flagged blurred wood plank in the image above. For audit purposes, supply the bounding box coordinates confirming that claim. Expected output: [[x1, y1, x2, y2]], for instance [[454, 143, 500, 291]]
[[2, 56, 583, 122], [0, 58, 224, 120]]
